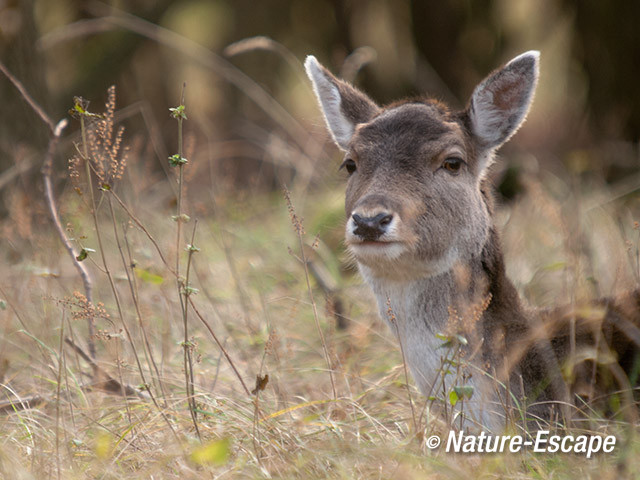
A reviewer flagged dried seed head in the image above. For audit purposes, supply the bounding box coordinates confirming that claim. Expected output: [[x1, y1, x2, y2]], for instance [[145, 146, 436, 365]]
[[72, 85, 129, 188]]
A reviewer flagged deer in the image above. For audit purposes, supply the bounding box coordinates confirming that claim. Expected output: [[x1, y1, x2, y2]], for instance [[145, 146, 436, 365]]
[[304, 51, 640, 431]]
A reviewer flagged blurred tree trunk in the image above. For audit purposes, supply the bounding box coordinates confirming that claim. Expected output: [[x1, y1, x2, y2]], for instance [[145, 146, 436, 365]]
[[0, 0, 50, 168], [561, 0, 640, 141]]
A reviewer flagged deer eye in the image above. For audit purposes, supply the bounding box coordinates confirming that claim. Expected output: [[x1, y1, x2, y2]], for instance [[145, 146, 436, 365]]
[[442, 157, 464, 175], [340, 158, 357, 175]]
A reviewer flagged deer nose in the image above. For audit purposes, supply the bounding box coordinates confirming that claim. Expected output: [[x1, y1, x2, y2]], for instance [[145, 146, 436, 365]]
[[352, 212, 393, 241]]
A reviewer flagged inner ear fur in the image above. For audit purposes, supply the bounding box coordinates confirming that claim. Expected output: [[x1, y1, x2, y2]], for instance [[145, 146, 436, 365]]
[[305, 56, 380, 150], [467, 51, 540, 151]]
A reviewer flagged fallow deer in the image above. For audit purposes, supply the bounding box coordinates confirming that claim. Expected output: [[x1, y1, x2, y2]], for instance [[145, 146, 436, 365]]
[[305, 51, 640, 430]]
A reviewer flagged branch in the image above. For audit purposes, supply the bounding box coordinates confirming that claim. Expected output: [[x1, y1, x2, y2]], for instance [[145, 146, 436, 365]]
[[41, 120, 97, 359], [0, 59, 96, 359], [0, 60, 54, 132]]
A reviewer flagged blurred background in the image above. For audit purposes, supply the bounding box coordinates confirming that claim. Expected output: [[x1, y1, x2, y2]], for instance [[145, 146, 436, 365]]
[[2, 0, 640, 187], [2, 3, 640, 475], [2, 0, 640, 299]]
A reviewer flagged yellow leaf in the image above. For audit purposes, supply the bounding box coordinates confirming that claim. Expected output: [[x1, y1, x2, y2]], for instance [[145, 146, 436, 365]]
[[261, 399, 333, 422], [190, 438, 230, 466], [136, 268, 164, 285], [94, 431, 113, 460]]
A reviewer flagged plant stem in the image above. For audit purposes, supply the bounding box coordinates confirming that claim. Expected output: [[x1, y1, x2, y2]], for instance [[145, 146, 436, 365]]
[[172, 88, 200, 438], [187, 297, 250, 396], [285, 188, 337, 401], [105, 195, 180, 442], [55, 310, 65, 480]]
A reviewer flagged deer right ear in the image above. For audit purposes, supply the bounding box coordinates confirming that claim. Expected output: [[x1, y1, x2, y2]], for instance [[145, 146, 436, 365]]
[[305, 56, 380, 151]]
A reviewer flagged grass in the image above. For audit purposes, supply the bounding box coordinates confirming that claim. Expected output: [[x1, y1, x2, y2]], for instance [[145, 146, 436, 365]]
[[1, 57, 640, 480], [2, 152, 639, 478]]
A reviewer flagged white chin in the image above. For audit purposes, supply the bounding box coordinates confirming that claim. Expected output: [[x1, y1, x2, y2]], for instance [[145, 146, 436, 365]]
[[352, 244, 460, 281], [349, 242, 406, 262]]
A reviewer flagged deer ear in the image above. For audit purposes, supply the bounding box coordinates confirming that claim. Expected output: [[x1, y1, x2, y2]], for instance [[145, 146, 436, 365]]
[[468, 51, 539, 150], [305, 55, 380, 151]]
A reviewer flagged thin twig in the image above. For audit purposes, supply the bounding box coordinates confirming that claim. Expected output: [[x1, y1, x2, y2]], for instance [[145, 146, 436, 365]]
[[42, 119, 98, 360], [187, 297, 250, 396], [109, 190, 175, 275], [0, 59, 54, 132]]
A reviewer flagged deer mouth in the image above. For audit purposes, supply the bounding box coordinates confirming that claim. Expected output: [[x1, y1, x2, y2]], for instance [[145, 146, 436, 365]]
[[348, 240, 406, 261], [348, 236, 402, 246], [355, 240, 399, 246]]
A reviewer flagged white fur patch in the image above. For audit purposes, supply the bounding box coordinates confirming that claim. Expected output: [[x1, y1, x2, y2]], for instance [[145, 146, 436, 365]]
[[305, 56, 355, 150], [362, 269, 506, 431]]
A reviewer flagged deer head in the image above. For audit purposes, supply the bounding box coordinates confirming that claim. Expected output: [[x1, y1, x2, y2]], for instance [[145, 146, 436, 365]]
[[305, 52, 539, 283]]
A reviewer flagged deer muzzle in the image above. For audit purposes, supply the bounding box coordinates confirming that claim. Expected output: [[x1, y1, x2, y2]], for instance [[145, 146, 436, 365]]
[[351, 212, 394, 241]]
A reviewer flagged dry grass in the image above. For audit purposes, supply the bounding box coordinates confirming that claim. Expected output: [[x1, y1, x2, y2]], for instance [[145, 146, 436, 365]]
[[1, 153, 639, 478]]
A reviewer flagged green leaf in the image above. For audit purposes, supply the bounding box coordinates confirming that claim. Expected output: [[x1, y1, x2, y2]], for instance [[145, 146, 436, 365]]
[[190, 438, 230, 466], [75, 247, 95, 262], [168, 154, 188, 167], [449, 390, 459, 406], [169, 105, 187, 120], [0, 300, 6, 310], [453, 385, 474, 399], [171, 213, 191, 223], [183, 286, 199, 296], [135, 268, 164, 285], [71, 97, 88, 116]]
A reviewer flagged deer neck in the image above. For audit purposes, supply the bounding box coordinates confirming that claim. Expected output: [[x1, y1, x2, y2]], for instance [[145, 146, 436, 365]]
[[359, 223, 529, 390], [362, 253, 496, 324], [360, 255, 490, 379]]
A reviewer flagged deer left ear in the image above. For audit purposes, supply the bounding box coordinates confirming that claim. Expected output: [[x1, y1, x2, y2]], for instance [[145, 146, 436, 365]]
[[468, 51, 540, 150]]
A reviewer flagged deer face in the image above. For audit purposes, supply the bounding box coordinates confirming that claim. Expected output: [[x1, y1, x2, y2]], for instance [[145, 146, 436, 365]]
[[306, 52, 539, 282], [342, 102, 490, 280]]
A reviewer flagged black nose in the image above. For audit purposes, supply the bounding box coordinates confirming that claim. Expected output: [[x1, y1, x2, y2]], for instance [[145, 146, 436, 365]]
[[352, 213, 393, 241]]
